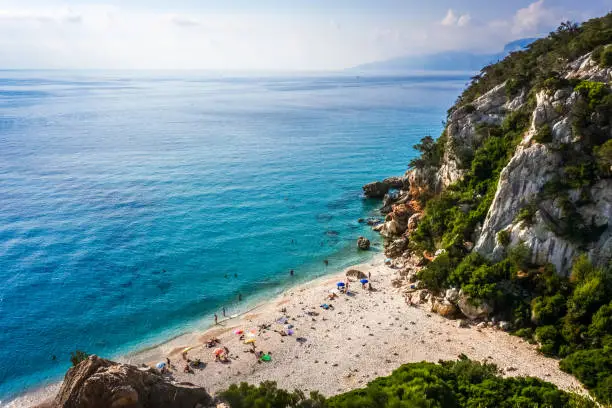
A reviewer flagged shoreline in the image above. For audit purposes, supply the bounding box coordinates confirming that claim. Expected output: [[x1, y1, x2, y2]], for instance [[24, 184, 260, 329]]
[[9, 251, 587, 406], [4, 249, 383, 407]]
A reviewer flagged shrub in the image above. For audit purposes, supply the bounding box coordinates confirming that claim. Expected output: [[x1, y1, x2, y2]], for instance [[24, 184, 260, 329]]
[[464, 104, 476, 114], [599, 46, 612, 67], [497, 230, 511, 247], [560, 348, 612, 404], [326, 359, 593, 408], [408, 135, 446, 169], [70, 350, 89, 367], [218, 381, 326, 408], [516, 203, 537, 225], [417, 252, 454, 294], [533, 124, 553, 143], [595, 139, 612, 176], [535, 325, 562, 355], [531, 294, 567, 325]]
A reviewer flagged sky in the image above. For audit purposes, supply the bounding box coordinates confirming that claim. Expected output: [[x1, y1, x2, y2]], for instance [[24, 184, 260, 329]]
[[0, 0, 610, 70]]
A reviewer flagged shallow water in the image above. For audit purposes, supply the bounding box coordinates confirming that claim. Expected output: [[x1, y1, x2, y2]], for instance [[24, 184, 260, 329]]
[[0, 70, 467, 400]]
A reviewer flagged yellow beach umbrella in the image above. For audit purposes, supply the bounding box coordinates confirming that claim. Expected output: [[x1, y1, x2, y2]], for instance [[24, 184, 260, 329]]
[[244, 338, 256, 344]]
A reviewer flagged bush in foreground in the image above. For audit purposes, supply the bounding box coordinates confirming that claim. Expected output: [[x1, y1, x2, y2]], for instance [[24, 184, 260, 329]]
[[218, 359, 594, 408]]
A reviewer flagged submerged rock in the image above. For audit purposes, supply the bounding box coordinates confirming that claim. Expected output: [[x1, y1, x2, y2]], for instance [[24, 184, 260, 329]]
[[47, 355, 213, 408]]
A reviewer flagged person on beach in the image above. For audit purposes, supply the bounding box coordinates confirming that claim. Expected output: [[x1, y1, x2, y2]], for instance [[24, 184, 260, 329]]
[[290, 269, 294, 276], [368, 271, 371, 280], [222, 307, 226, 317], [166, 357, 170, 366], [238, 293, 242, 301], [214, 313, 218, 325]]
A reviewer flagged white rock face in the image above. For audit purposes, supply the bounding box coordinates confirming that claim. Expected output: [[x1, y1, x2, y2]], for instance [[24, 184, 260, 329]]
[[475, 143, 562, 260], [474, 72, 612, 275], [566, 53, 612, 82], [436, 82, 515, 190]]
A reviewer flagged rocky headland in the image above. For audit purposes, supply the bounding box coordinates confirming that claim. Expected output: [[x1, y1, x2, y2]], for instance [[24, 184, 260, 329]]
[[362, 15, 612, 404]]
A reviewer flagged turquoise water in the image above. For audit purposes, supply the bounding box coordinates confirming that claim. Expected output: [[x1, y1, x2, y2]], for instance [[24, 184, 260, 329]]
[[0, 71, 467, 400]]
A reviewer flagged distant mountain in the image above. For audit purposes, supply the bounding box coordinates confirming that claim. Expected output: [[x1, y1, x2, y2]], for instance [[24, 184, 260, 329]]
[[353, 38, 538, 72]]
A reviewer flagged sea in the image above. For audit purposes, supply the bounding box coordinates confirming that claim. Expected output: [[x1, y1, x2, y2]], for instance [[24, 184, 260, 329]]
[[0, 70, 468, 402]]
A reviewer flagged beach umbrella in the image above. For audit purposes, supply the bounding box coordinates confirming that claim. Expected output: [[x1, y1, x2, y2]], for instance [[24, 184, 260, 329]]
[[244, 338, 256, 344], [234, 329, 244, 335], [287, 329, 294, 336], [156, 362, 166, 369], [337, 282, 345, 287], [182, 347, 193, 353], [360, 279, 369, 284], [214, 348, 225, 356]]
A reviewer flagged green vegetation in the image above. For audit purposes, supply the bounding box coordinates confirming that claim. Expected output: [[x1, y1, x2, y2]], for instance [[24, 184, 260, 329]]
[[408, 134, 446, 170], [497, 230, 511, 247], [592, 44, 612, 67], [218, 359, 594, 408], [455, 16, 612, 106], [534, 124, 553, 144], [516, 202, 537, 226], [70, 350, 89, 367], [390, 14, 612, 405], [410, 108, 531, 253], [218, 381, 326, 408], [595, 139, 612, 176]]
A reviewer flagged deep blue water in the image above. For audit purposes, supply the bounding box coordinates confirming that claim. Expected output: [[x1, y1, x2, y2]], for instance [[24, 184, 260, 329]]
[[0, 71, 467, 401]]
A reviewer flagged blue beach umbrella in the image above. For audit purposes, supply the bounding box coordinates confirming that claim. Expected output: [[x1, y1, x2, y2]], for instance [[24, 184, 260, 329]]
[[156, 362, 166, 369], [337, 282, 345, 287], [360, 279, 369, 284]]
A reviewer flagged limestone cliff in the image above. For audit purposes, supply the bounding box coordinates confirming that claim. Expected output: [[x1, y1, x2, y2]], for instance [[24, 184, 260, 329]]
[[366, 50, 612, 276]]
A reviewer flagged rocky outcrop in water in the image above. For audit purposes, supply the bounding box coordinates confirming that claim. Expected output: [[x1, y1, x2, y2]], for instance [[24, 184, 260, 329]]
[[44, 355, 213, 408], [362, 176, 407, 198], [357, 236, 371, 250]]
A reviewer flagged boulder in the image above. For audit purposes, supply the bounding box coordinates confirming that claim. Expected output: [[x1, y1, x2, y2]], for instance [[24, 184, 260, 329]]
[[384, 237, 408, 258], [432, 299, 459, 318], [499, 321, 513, 331], [380, 192, 400, 214], [457, 290, 492, 320], [357, 236, 371, 250], [363, 181, 389, 198], [406, 213, 423, 233], [49, 355, 213, 408], [444, 288, 460, 303], [346, 269, 367, 280]]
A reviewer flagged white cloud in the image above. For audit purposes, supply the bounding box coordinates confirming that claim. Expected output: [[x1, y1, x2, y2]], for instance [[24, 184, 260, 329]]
[[169, 14, 200, 27], [0, 8, 82, 24], [441, 9, 471, 27], [0, 1, 605, 70], [457, 14, 471, 27], [512, 0, 556, 35]]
